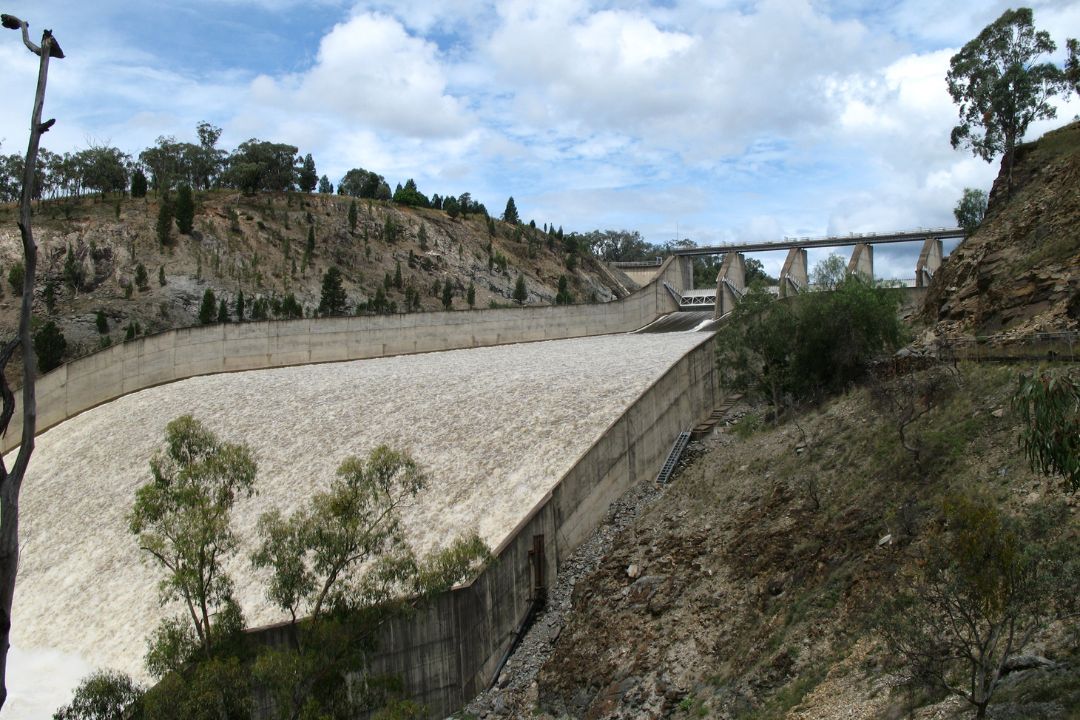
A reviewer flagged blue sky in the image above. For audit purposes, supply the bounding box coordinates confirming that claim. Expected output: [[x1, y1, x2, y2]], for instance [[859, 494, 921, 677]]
[[2, 0, 1078, 280]]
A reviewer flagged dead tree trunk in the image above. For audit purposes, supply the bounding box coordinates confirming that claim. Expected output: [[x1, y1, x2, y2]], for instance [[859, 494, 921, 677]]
[[0, 14, 63, 712]]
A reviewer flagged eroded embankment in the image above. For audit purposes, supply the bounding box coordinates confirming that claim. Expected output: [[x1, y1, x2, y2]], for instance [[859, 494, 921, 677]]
[[6, 331, 704, 719]]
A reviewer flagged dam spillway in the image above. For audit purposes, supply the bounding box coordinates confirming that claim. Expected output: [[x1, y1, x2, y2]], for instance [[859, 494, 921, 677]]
[[7, 330, 706, 717]]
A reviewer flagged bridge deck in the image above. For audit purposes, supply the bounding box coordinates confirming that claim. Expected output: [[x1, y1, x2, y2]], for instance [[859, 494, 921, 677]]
[[673, 228, 963, 257]]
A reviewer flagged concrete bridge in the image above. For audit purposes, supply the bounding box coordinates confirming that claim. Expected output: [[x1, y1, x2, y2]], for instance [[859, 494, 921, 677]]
[[613, 228, 962, 316]]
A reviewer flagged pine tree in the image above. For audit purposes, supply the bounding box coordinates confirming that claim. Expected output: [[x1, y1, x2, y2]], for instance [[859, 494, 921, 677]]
[[236, 290, 246, 322], [33, 321, 67, 372], [131, 168, 148, 198], [298, 153, 318, 193], [134, 263, 149, 291], [307, 225, 316, 256], [348, 199, 358, 231], [158, 265, 166, 286], [513, 273, 527, 304], [318, 267, 348, 316], [318, 175, 333, 194], [441, 281, 453, 310], [394, 261, 403, 290], [217, 298, 230, 323], [467, 282, 476, 309], [199, 288, 217, 324], [156, 197, 174, 246], [502, 196, 520, 224], [95, 309, 109, 334], [175, 185, 195, 235], [418, 223, 428, 251]]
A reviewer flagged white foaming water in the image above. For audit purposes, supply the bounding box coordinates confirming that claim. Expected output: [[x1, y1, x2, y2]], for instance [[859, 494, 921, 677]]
[[6, 332, 704, 718]]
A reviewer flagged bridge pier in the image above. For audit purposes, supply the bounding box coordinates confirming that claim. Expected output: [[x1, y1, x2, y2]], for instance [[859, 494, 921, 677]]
[[916, 238, 943, 288], [847, 243, 873, 281], [779, 248, 808, 297], [715, 252, 746, 318]]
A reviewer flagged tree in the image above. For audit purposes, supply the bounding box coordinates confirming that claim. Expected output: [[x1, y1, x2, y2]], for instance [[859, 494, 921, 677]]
[[235, 290, 245, 323], [95, 310, 108, 335], [53, 670, 144, 720], [417, 223, 429, 251], [744, 257, 776, 285], [156, 197, 173, 246], [1, 19, 62, 708], [810, 253, 846, 290], [348, 199, 358, 231], [393, 261, 403, 290], [466, 282, 475, 308], [198, 288, 217, 325], [954, 188, 988, 237], [1067, 38, 1080, 95], [946, 8, 1069, 191], [80, 145, 130, 197], [222, 139, 299, 194], [1012, 369, 1079, 492], [513, 274, 527, 304], [878, 495, 1078, 719], [33, 320, 67, 373], [318, 266, 348, 316], [318, 174, 333, 194], [63, 244, 83, 290], [134, 263, 149, 291], [441, 281, 453, 310], [131, 168, 148, 198], [297, 153, 318, 193], [217, 299, 229, 324], [128, 416, 257, 658], [555, 275, 573, 305], [443, 195, 459, 219], [251, 446, 489, 719], [502, 196, 519, 224], [158, 265, 166, 287], [175, 184, 194, 235]]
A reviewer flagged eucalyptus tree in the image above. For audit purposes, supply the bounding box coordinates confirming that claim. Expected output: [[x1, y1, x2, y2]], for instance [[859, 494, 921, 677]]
[[946, 8, 1070, 191]]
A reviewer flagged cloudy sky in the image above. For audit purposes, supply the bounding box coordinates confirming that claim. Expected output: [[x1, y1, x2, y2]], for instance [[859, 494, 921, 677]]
[[2, 0, 1078, 279]]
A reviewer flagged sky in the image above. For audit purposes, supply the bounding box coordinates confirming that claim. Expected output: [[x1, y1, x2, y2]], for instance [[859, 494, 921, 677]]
[[1, 0, 1078, 280]]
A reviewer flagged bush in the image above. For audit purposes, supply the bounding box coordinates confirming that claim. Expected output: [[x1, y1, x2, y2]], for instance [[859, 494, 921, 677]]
[[175, 185, 195, 235], [52, 669, 144, 720], [7, 262, 24, 297], [34, 320, 67, 373]]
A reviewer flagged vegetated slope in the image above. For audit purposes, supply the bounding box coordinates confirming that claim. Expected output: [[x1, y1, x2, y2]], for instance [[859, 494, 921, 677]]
[[522, 123, 1080, 720], [532, 365, 1079, 720], [0, 191, 621, 363], [923, 120, 1080, 336]]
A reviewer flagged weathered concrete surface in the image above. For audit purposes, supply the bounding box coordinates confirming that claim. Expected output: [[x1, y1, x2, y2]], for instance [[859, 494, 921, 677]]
[[249, 333, 718, 718], [3, 258, 689, 454], [847, 243, 874, 281], [8, 332, 709, 720]]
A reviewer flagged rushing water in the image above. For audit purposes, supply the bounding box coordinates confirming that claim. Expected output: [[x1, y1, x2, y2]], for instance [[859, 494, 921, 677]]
[[5, 331, 705, 718]]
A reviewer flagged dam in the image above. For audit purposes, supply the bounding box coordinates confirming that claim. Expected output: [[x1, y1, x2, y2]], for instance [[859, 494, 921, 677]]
[[5, 258, 720, 718]]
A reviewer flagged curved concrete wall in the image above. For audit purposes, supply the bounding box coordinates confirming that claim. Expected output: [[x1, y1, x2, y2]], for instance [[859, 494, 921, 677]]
[[248, 331, 718, 718], [4, 258, 688, 453]]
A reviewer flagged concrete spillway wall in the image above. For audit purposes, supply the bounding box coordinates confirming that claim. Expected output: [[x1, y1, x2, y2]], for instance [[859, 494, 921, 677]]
[[248, 331, 718, 717], [4, 258, 687, 454]]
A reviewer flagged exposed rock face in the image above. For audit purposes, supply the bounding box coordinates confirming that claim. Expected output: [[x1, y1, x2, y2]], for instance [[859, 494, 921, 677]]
[[923, 121, 1080, 336]]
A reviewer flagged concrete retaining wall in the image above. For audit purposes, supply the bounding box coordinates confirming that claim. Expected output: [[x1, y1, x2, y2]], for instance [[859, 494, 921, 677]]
[[248, 331, 718, 718], [4, 258, 689, 453]]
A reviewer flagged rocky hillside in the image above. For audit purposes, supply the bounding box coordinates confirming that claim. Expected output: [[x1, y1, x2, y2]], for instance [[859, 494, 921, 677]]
[[923, 120, 1080, 336], [464, 122, 1080, 720], [0, 191, 622, 364]]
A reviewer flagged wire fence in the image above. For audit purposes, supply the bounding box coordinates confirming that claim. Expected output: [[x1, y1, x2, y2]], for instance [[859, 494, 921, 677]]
[[940, 331, 1079, 363]]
